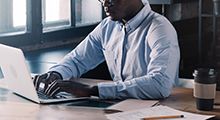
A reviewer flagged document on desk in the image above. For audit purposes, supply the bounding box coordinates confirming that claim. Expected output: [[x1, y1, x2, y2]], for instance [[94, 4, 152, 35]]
[[106, 105, 215, 120], [106, 99, 159, 112]]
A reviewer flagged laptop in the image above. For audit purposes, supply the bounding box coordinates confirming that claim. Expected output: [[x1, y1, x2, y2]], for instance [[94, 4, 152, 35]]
[[0, 44, 88, 104]]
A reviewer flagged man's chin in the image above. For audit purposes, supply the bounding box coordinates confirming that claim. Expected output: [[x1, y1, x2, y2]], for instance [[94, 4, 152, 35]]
[[109, 16, 119, 21], [105, 13, 119, 21]]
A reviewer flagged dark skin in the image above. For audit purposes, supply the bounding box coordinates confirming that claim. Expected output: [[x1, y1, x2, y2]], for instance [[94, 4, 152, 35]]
[[44, 79, 97, 97], [103, 0, 144, 23], [33, 72, 98, 97], [34, 0, 144, 98]]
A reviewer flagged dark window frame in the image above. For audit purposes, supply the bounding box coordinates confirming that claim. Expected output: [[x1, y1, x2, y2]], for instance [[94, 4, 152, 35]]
[[0, 0, 103, 48]]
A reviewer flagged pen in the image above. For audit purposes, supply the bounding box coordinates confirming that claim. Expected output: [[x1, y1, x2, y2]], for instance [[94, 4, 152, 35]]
[[142, 115, 184, 120]]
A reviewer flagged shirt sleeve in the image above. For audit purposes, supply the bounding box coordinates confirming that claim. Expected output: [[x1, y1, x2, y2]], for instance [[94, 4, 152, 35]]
[[49, 24, 105, 79], [98, 18, 180, 100]]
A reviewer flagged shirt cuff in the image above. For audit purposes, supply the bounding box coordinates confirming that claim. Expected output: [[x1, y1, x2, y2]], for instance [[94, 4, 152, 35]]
[[97, 80, 136, 99], [98, 81, 117, 99]]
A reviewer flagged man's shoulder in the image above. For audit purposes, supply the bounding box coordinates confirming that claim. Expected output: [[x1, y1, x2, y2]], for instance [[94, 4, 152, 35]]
[[150, 12, 172, 26]]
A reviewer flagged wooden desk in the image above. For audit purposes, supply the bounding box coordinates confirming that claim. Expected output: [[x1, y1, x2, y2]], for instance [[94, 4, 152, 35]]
[[161, 88, 220, 119], [1, 78, 220, 120], [0, 78, 109, 120], [0, 88, 107, 120]]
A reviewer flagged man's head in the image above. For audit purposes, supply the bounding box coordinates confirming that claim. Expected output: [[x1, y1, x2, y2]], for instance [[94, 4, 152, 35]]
[[98, 0, 144, 23]]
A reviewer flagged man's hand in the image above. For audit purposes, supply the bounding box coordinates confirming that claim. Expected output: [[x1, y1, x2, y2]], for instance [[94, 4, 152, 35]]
[[44, 79, 99, 97], [33, 71, 62, 92]]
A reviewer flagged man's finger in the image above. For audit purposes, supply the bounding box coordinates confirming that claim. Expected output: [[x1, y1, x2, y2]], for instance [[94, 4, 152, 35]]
[[33, 75, 41, 91], [34, 73, 50, 90], [44, 80, 57, 94], [45, 80, 59, 96], [44, 72, 52, 85], [49, 87, 60, 97]]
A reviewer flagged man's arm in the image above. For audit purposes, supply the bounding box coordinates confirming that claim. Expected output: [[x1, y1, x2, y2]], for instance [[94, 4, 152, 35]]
[[49, 23, 105, 79]]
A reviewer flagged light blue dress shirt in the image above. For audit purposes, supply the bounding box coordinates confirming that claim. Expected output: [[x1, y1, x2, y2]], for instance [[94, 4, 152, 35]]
[[50, 3, 180, 99]]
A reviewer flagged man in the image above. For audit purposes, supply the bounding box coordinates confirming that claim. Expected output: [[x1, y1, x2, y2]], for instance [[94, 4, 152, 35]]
[[34, 0, 180, 99]]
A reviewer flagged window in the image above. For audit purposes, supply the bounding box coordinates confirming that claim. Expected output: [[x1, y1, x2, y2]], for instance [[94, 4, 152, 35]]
[[42, 0, 102, 29], [0, 0, 103, 47], [0, 0, 26, 34], [42, 0, 71, 31], [75, 0, 102, 26], [13, 0, 26, 27]]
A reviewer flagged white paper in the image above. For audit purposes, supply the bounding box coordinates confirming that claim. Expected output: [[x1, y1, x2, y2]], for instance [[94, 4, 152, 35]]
[[106, 105, 215, 120], [106, 99, 159, 112]]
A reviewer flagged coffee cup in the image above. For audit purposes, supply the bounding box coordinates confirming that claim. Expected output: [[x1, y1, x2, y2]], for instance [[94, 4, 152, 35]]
[[193, 68, 216, 111]]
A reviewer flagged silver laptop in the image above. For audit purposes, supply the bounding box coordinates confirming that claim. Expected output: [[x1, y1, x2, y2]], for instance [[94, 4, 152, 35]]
[[0, 44, 88, 104]]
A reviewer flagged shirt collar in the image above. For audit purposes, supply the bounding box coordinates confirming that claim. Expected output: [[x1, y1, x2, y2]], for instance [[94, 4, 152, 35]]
[[117, 3, 151, 33]]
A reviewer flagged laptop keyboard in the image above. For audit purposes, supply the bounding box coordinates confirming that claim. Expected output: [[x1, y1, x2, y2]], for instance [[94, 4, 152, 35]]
[[37, 89, 72, 100]]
